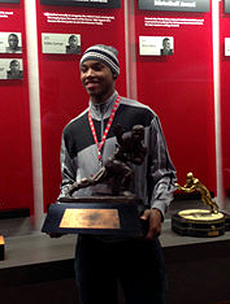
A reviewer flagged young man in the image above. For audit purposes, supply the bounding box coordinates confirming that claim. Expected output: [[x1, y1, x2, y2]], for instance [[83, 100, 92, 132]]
[[160, 37, 173, 56], [7, 59, 23, 79], [6, 33, 22, 54], [66, 34, 81, 54], [59, 44, 176, 304]]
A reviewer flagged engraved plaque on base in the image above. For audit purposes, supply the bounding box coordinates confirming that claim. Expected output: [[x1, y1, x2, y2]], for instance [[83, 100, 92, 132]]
[[42, 196, 144, 237], [172, 209, 226, 237], [0, 236, 5, 261]]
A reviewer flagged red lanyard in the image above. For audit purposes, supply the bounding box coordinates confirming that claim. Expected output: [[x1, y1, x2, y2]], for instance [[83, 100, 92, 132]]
[[88, 95, 120, 164]]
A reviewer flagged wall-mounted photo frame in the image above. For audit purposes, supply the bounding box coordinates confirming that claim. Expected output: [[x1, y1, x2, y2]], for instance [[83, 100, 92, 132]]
[[0, 32, 22, 54], [0, 0, 20, 3], [139, 36, 174, 56], [225, 38, 230, 56], [0, 58, 23, 80], [42, 33, 81, 54], [138, 0, 209, 12], [40, 0, 121, 9], [225, 0, 230, 13]]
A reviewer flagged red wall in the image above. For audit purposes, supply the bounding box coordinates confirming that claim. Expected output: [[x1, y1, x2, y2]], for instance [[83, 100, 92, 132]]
[[135, 1, 216, 192], [0, 0, 222, 213], [0, 1, 34, 211], [37, 1, 127, 209]]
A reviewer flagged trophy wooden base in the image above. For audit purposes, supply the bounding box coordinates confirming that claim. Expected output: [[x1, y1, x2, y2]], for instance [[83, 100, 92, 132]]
[[0, 236, 5, 260], [222, 212, 230, 231], [42, 196, 145, 237], [172, 209, 226, 237]]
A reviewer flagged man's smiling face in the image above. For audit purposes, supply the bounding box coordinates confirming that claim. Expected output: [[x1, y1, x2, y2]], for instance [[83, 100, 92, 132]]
[[8, 34, 18, 49], [80, 60, 115, 104]]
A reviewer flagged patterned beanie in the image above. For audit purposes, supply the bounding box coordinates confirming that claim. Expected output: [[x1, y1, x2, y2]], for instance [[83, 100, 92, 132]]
[[80, 44, 120, 78]]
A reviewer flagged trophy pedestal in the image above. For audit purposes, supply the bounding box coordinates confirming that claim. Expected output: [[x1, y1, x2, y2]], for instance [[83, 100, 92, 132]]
[[172, 209, 226, 237], [42, 196, 145, 237], [0, 236, 5, 260], [222, 212, 230, 231]]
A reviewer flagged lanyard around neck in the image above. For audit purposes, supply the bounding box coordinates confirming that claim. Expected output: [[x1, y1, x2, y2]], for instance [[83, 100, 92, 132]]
[[88, 95, 120, 164]]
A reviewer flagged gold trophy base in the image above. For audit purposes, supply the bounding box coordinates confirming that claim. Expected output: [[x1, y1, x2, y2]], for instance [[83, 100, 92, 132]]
[[172, 209, 226, 237], [222, 211, 230, 231]]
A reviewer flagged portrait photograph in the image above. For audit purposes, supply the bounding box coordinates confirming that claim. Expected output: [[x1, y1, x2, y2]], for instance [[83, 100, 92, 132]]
[[139, 36, 174, 56], [66, 34, 81, 54], [0, 32, 22, 54], [0, 58, 23, 80], [42, 33, 81, 54], [160, 37, 174, 56]]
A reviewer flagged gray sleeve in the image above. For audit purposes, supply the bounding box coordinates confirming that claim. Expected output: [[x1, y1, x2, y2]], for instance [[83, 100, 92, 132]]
[[58, 133, 77, 199], [148, 115, 177, 220]]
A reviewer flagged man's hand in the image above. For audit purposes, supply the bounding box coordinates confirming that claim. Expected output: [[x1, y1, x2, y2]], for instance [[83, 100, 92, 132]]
[[140, 208, 162, 240]]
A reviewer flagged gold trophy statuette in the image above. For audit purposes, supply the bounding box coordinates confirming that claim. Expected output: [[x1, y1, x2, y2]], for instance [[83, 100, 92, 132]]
[[172, 172, 226, 237]]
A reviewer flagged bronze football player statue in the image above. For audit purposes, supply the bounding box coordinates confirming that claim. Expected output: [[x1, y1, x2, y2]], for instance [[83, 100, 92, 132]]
[[67, 124, 147, 196], [176, 172, 219, 214]]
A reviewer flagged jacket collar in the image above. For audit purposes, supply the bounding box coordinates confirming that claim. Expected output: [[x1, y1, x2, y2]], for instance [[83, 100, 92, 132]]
[[89, 91, 119, 120]]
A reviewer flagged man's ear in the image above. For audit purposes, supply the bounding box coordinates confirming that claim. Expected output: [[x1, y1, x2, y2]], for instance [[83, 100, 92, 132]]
[[112, 73, 118, 80]]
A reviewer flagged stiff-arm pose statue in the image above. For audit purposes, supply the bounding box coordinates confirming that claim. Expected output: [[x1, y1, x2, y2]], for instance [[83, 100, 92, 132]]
[[176, 172, 219, 214], [66, 124, 147, 196]]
